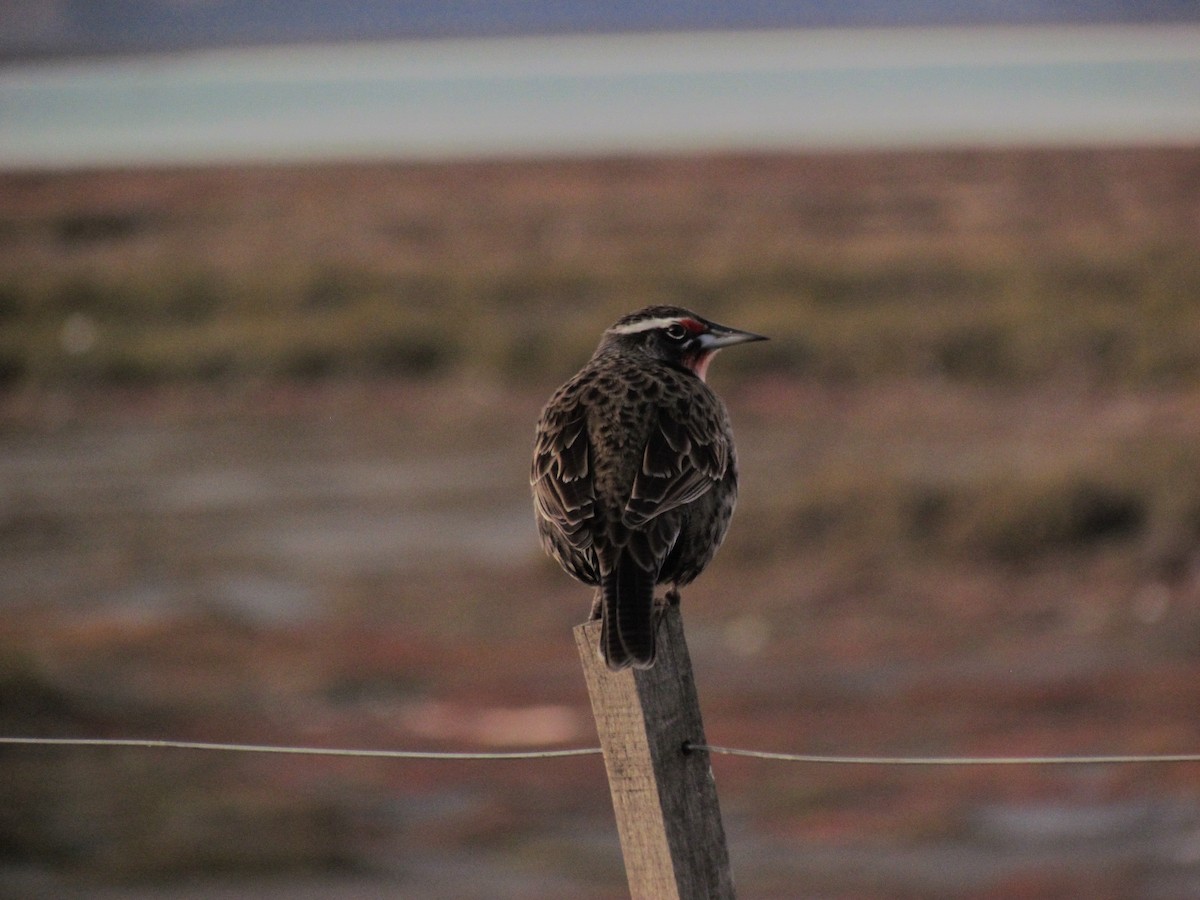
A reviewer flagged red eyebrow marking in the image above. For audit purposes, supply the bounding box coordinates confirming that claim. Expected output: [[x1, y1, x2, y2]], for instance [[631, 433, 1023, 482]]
[[680, 317, 705, 333]]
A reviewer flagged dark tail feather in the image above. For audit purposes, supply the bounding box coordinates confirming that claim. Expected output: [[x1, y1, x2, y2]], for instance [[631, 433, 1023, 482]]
[[599, 550, 657, 671]]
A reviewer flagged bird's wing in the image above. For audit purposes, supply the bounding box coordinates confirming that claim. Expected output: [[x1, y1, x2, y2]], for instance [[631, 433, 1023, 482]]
[[531, 403, 595, 552], [623, 405, 727, 529]]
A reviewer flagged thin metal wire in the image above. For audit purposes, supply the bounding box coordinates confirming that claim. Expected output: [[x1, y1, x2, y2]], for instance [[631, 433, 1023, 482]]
[[689, 743, 1200, 766], [5, 736, 1200, 766], [0, 736, 600, 760]]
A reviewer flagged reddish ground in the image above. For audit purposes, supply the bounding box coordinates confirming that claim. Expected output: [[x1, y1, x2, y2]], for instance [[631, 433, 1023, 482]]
[[2, 147, 1200, 898]]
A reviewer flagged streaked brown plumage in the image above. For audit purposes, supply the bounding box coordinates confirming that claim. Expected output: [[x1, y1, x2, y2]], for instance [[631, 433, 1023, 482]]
[[531, 306, 766, 670]]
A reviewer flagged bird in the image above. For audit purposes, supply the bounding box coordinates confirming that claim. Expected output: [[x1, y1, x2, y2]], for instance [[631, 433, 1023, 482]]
[[531, 305, 766, 670]]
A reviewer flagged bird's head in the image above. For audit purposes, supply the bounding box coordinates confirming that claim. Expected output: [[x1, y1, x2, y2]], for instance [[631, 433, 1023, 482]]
[[598, 306, 767, 381]]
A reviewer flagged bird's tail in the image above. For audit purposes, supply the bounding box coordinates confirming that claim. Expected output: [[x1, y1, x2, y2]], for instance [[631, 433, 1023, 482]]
[[599, 549, 657, 670]]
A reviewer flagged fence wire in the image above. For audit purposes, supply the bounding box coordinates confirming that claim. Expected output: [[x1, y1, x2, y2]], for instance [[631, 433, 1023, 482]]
[[0, 736, 599, 760], [4, 735, 1200, 766], [687, 742, 1200, 766]]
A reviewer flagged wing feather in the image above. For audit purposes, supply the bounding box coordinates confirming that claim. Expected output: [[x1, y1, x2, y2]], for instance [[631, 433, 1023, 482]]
[[623, 404, 728, 529], [531, 405, 595, 551]]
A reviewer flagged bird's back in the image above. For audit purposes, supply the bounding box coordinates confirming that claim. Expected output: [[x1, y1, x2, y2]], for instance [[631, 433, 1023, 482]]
[[531, 304, 761, 669], [533, 348, 735, 585]]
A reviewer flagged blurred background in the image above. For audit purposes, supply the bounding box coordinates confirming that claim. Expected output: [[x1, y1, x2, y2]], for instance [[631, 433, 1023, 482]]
[[3, 3, 1200, 898]]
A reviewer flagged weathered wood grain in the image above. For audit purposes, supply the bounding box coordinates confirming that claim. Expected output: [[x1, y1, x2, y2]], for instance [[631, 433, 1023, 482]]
[[576, 605, 735, 899]]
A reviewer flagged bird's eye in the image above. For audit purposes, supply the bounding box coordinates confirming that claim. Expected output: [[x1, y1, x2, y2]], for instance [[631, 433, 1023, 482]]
[[664, 324, 688, 341]]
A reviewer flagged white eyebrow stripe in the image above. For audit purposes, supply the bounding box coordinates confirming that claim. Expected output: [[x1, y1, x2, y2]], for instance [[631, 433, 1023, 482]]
[[606, 316, 685, 336]]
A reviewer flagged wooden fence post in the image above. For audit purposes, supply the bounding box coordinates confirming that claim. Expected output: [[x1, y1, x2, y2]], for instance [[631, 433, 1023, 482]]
[[575, 605, 735, 899]]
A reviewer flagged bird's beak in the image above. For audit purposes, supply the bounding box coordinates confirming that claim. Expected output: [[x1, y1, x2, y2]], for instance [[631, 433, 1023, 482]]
[[699, 323, 769, 350]]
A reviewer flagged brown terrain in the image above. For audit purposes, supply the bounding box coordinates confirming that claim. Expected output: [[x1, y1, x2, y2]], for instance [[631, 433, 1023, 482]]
[[2, 147, 1200, 898]]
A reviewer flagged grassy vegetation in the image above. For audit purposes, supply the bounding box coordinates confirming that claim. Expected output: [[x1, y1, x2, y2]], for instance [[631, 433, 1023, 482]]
[[3, 150, 1200, 890], [2, 243, 1199, 389], [2, 148, 1199, 576], [734, 449, 1200, 570], [1, 149, 1198, 389]]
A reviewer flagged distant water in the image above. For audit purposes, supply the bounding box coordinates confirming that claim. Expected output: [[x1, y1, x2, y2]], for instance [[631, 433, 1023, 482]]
[[2, 26, 1199, 168]]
